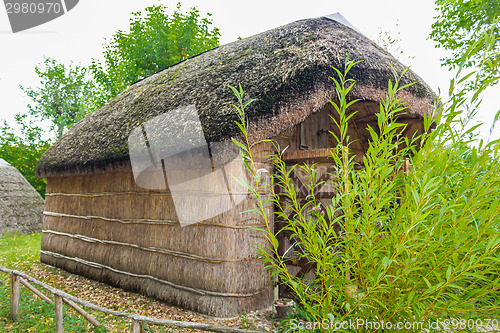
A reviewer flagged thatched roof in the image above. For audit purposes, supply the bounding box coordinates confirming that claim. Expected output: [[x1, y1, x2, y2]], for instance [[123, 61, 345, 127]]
[[0, 159, 44, 236], [36, 17, 436, 178]]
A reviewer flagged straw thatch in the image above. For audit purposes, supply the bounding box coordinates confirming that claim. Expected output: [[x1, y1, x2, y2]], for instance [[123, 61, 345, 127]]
[[36, 16, 435, 178], [0, 159, 43, 236], [36, 16, 436, 317]]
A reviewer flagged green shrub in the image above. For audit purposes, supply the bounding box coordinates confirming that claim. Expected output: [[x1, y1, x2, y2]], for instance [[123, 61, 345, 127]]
[[231, 57, 500, 332]]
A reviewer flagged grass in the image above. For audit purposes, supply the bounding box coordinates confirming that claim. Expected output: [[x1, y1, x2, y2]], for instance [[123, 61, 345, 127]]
[[0, 233, 108, 332], [0, 232, 41, 271], [0, 233, 266, 332]]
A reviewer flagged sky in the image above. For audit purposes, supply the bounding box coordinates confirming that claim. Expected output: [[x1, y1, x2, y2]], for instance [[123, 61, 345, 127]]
[[0, 0, 499, 141]]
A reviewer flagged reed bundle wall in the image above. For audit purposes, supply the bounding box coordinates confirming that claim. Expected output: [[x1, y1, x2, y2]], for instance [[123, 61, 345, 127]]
[[41, 145, 274, 317]]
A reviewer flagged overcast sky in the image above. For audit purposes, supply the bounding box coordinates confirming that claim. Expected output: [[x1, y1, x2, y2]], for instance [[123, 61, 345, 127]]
[[0, 0, 498, 141]]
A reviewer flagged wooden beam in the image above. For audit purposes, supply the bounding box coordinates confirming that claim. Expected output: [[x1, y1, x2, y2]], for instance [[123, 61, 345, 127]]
[[281, 148, 364, 164], [63, 297, 101, 327], [20, 277, 54, 305], [356, 117, 424, 127], [131, 314, 262, 332], [282, 148, 335, 162]]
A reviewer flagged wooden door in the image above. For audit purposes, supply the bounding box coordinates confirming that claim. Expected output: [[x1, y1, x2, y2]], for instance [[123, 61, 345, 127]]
[[275, 149, 337, 299]]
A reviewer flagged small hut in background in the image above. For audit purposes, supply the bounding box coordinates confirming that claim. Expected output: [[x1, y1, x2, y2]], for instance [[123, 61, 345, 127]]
[[0, 159, 44, 236], [36, 16, 435, 317]]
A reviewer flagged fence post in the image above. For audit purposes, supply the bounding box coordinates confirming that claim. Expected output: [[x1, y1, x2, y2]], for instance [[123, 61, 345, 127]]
[[55, 294, 63, 333], [131, 319, 143, 333], [10, 272, 20, 320]]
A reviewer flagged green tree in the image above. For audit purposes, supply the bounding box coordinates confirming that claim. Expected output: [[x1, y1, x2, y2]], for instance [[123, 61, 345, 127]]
[[0, 114, 51, 197], [21, 57, 97, 138], [430, 0, 500, 84], [90, 2, 220, 106]]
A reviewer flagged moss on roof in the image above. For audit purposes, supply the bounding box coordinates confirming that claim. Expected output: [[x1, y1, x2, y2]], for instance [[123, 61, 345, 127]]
[[36, 17, 436, 177]]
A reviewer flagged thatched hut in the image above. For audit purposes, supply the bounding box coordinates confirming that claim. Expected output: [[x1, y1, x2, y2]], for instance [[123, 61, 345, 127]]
[[0, 159, 44, 236], [36, 16, 435, 317]]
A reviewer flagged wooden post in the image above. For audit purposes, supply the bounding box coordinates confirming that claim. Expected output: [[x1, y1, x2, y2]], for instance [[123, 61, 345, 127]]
[[131, 319, 143, 333], [10, 273, 20, 320], [55, 295, 63, 333]]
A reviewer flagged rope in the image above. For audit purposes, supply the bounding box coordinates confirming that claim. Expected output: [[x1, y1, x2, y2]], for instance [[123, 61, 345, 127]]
[[43, 211, 266, 230], [43, 230, 256, 263]]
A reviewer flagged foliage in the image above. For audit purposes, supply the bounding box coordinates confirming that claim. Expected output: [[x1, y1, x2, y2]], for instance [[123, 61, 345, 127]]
[[231, 57, 500, 332], [20, 57, 97, 139], [90, 2, 220, 106], [0, 115, 51, 197], [430, 0, 500, 86], [10, 2, 220, 197], [3, 57, 83, 196]]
